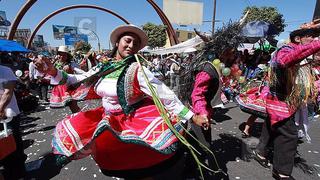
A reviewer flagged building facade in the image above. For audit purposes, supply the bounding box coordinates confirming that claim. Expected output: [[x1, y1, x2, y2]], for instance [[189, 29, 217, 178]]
[[165, 29, 196, 48]]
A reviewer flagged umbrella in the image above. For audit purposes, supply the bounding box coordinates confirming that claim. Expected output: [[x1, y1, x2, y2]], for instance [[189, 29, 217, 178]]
[[241, 21, 278, 38], [0, 39, 30, 52]]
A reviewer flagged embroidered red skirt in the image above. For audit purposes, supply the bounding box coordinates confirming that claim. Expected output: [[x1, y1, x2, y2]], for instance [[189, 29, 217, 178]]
[[50, 84, 100, 108], [236, 86, 269, 119], [52, 100, 184, 170]]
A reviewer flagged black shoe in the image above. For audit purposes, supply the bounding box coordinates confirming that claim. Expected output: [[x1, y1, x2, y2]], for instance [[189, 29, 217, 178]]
[[241, 131, 251, 138], [272, 170, 295, 180], [252, 150, 271, 168]]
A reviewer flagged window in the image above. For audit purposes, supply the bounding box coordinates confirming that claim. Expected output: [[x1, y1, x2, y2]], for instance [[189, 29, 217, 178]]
[[176, 31, 180, 38], [188, 33, 193, 39]]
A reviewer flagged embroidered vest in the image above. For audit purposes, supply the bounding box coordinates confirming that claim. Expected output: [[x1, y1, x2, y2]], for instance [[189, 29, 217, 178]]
[[117, 61, 145, 115]]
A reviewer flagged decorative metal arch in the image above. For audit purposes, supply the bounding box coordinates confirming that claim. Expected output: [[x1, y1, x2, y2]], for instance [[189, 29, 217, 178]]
[[7, 0, 37, 41], [8, 0, 178, 46], [26, 5, 130, 48]]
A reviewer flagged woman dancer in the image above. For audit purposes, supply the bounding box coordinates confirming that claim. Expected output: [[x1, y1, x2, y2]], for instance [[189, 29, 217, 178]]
[[35, 24, 208, 172]]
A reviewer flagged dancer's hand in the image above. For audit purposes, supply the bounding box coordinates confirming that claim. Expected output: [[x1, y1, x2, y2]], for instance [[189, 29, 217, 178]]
[[192, 114, 210, 130], [34, 55, 57, 77]]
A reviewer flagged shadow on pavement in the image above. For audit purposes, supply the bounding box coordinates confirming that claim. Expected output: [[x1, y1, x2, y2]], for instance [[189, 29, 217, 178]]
[[238, 122, 264, 138], [22, 103, 50, 115], [214, 114, 232, 123], [20, 116, 41, 136], [294, 155, 318, 175], [238, 125, 319, 178], [38, 126, 56, 132], [20, 116, 41, 126], [22, 130, 251, 180], [22, 130, 37, 136], [25, 153, 63, 180], [20, 123, 37, 130], [101, 150, 187, 180], [182, 126, 251, 180], [23, 139, 35, 150], [213, 108, 232, 123], [21, 125, 55, 136], [101, 128, 241, 179]]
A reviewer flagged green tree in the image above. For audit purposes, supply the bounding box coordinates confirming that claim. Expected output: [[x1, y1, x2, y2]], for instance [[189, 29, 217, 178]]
[[243, 6, 286, 35], [142, 22, 167, 48], [74, 41, 92, 53]]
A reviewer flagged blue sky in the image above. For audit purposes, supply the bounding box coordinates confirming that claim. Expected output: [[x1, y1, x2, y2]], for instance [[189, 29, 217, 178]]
[[0, 0, 317, 50]]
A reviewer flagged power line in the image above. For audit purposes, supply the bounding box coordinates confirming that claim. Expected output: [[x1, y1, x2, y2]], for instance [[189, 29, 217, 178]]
[[284, 20, 310, 24]]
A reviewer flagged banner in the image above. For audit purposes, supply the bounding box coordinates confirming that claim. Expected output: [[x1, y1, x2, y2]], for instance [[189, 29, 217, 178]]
[[15, 29, 31, 39], [64, 34, 88, 46], [163, 0, 203, 25], [0, 11, 8, 37], [33, 35, 44, 47], [52, 25, 78, 40], [0, 11, 7, 21], [0, 10, 10, 27]]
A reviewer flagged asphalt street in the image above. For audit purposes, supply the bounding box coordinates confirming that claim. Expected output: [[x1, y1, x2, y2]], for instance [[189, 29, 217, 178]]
[[17, 100, 320, 180]]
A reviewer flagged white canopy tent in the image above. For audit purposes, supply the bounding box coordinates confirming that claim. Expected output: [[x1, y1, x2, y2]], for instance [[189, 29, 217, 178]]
[[146, 35, 203, 55], [237, 43, 257, 52]]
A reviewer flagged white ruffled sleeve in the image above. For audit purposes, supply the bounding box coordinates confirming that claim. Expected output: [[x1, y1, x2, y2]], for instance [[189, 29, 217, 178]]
[[50, 65, 101, 85], [137, 66, 193, 123]]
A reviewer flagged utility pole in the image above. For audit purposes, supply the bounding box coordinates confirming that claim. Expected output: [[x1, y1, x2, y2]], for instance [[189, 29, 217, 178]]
[[212, 0, 217, 36]]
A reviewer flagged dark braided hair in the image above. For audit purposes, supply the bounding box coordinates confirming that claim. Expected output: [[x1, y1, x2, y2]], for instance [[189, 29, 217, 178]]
[[178, 21, 245, 105]]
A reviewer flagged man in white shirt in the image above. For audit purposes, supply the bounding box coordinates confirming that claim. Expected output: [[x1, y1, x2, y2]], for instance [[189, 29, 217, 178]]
[[169, 54, 181, 91], [29, 57, 50, 103], [152, 55, 161, 72], [0, 65, 26, 179]]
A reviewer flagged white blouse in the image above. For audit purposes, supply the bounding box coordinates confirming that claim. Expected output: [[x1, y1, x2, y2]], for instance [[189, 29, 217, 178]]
[[95, 78, 122, 112]]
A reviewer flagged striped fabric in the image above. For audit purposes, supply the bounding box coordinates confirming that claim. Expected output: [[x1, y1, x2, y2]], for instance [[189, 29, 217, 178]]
[[52, 101, 185, 170], [267, 41, 320, 125], [236, 86, 269, 119], [50, 84, 100, 108]]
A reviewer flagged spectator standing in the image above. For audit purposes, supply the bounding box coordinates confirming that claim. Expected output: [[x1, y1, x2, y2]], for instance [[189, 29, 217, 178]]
[[0, 65, 26, 180], [169, 54, 181, 91]]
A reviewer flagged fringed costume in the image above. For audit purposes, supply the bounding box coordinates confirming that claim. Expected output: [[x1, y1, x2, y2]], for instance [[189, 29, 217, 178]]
[[267, 44, 319, 126], [255, 41, 320, 176]]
